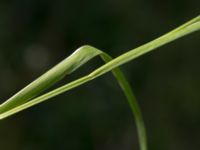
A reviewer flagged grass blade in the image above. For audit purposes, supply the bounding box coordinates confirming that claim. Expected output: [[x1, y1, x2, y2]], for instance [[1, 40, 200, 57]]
[[0, 14, 199, 150], [0, 46, 147, 150], [0, 46, 102, 113]]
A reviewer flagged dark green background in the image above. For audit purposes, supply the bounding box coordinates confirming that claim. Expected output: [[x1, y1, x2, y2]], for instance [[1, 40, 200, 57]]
[[0, 0, 199, 150]]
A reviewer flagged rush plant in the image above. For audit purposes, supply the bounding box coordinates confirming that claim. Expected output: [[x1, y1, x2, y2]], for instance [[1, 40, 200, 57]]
[[0, 15, 199, 150]]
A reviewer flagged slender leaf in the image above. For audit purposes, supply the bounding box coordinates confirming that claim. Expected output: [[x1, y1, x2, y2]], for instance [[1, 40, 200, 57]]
[[0, 14, 199, 150]]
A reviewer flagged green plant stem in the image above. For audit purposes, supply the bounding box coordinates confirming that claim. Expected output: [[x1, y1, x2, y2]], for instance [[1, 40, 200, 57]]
[[89, 15, 200, 78]]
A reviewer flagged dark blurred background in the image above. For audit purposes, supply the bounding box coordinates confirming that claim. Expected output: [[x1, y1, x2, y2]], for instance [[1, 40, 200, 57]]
[[0, 0, 199, 150]]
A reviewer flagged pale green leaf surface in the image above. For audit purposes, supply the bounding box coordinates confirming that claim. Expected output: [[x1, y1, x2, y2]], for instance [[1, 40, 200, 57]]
[[0, 46, 102, 114], [0, 46, 147, 150], [0, 14, 199, 150]]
